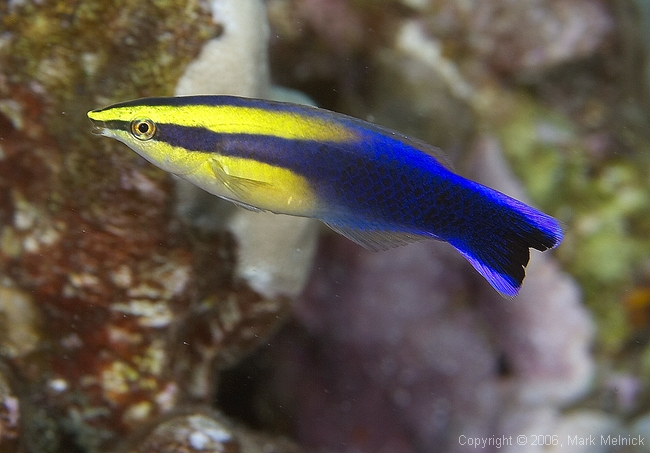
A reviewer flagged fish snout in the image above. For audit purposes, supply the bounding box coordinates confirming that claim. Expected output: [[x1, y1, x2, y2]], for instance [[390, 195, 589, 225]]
[[87, 110, 108, 136]]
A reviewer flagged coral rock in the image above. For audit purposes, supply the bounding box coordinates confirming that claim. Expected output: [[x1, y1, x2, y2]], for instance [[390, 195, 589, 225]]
[[126, 410, 302, 453]]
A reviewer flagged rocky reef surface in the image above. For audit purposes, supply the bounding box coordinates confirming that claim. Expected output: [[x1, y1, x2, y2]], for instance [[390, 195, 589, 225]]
[[0, 0, 649, 452], [0, 0, 304, 452]]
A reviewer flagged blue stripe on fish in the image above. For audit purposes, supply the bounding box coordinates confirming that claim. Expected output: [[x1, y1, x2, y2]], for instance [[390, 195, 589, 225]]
[[153, 122, 562, 296], [89, 95, 563, 297]]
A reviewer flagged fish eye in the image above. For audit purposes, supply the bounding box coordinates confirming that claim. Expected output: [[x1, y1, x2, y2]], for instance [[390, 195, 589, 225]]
[[131, 118, 156, 140]]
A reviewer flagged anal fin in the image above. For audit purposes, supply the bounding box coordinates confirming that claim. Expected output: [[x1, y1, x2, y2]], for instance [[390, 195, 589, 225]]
[[324, 222, 431, 252]]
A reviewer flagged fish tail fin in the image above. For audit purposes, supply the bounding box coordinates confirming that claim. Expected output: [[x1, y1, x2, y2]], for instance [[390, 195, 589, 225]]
[[448, 188, 563, 298]]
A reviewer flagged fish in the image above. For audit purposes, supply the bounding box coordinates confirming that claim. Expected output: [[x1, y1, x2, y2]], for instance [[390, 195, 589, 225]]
[[87, 95, 563, 297]]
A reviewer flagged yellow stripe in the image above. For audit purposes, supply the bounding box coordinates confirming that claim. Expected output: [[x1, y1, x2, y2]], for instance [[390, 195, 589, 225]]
[[206, 154, 319, 215], [89, 104, 357, 143], [117, 134, 319, 216]]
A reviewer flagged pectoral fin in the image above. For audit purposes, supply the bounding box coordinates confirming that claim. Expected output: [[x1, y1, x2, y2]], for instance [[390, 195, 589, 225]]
[[208, 157, 272, 206], [206, 155, 317, 216]]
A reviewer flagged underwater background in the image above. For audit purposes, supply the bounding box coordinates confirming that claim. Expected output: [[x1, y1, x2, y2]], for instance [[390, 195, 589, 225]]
[[0, 0, 648, 452]]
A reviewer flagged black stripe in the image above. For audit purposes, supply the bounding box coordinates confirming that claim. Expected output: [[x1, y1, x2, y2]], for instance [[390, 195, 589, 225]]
[[102, 119, 129, 131], [152, 123, 353, 184]]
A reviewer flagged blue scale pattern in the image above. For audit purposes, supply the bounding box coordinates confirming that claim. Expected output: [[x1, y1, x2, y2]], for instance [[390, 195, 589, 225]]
[[148, 99, 562, 297]]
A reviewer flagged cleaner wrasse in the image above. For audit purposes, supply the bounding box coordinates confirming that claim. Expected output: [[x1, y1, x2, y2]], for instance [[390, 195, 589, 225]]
[[88, 95, 563, 297]]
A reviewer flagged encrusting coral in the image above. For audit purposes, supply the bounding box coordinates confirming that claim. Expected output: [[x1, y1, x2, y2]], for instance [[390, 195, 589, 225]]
[[0, 0, 305, 452]]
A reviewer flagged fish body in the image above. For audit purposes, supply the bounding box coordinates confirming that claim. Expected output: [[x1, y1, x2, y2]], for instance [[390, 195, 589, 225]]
[[87, 95, 563, 297]]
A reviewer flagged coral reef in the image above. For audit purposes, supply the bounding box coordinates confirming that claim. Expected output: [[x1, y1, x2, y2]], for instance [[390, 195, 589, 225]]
[[250, 0, 650, 451], [261, 140, 592, 453], [1, 0, 650, 452], [0, 365, 20, 453], [174, 0, 320, 302], [122, 410, 301, 453], [0, 0, 305, 452]]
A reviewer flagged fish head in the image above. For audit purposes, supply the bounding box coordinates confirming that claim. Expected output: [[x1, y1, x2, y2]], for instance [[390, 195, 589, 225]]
[[87, 98, 203, 175]]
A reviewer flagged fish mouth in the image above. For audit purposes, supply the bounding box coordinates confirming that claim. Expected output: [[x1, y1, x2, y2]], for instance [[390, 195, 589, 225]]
[[90, 124, 106, 136], [87, 111, 108, 136]]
